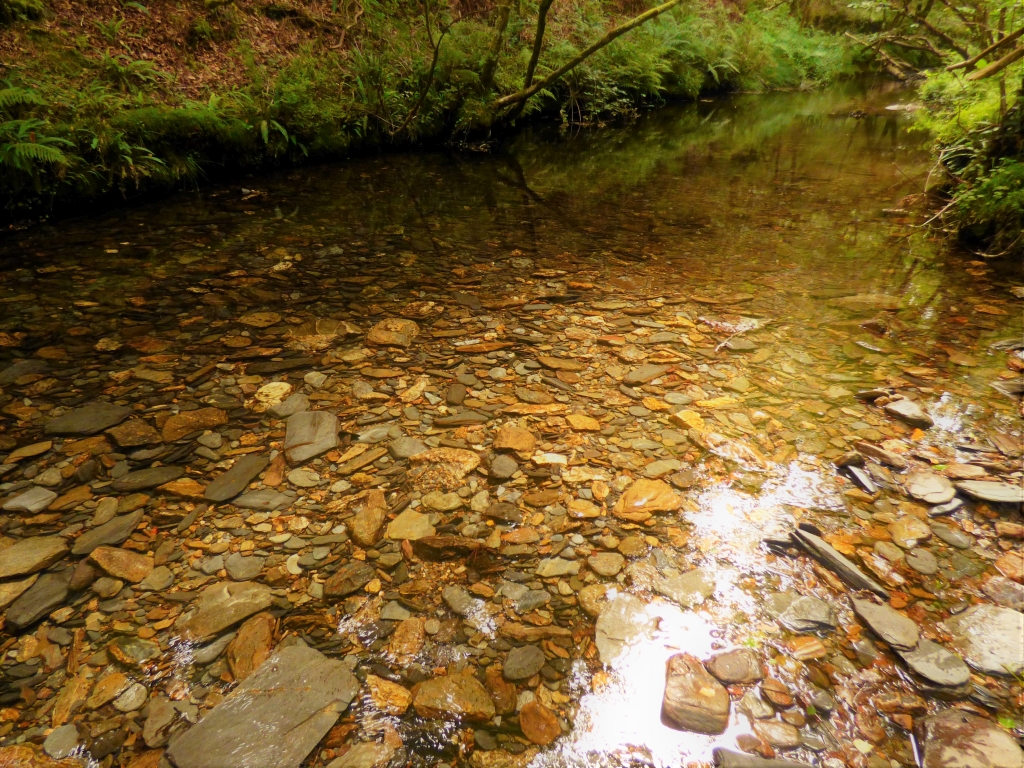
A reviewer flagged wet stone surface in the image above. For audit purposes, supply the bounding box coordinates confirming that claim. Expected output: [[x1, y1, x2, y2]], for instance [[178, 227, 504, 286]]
[[0, 84, 1021, 768]]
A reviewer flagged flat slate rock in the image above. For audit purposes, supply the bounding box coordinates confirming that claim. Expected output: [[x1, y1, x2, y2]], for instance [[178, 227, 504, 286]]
[[284, 411, 339, 465], [233, 490, 291, 511], [594, 592, 658, 664], [941, 603, 1024, 676], [6, 571, 70, 630], [851, 597, 919, 650], [883, 398, 933, 429], [713, 749, 812, 768], [165, 645, 359, 768], [955, 480, 1024, 504], [225, 553, 265, 581], [0, 535, 68, 579], [205, 455, 269, 502], [897, 639, 970, 687], [918, 709, 1024, 768], [72, 510, 145, 556], [174, 581, 274, 641], [767, 593, 836, 633], [625, 364, 670, 385], [2, 486, 57, 514], [324, 561, 376, 597], [44, 402, 133, 436], [0, 359, 48, 386], [111, 466, 185, 492]]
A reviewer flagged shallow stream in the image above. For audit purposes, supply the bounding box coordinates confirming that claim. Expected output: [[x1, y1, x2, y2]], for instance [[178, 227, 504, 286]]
[[0, 81, 1021, 768]]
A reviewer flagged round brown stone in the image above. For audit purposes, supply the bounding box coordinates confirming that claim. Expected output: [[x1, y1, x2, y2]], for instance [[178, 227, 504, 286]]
[[519, 700, 561, 745]]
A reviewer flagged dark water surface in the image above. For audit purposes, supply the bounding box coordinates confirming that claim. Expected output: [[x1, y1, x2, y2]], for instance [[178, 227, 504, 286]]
[[0, 82, 1021, 768]]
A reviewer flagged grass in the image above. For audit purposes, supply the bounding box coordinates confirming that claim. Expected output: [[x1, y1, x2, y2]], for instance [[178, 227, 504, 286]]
[[0, 0, 859, 222]]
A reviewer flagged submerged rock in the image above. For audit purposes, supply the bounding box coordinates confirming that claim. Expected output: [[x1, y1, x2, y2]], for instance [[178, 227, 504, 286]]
[[44, 402, 132, 435], [661, 653, 730, 735], [917, 709, 1024, 768], [941, 604, 1024, 676], [174, 581, 274, 641], [165, 645, 359, 768]]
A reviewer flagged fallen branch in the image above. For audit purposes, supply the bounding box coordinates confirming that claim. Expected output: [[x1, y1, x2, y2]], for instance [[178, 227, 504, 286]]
[[966, 44, 1024, 80], [492, 0, 682, 110], [948, 26, 1024, 71]]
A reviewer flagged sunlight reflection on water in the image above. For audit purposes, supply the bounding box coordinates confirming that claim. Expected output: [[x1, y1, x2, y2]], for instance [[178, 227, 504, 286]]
[[532, 461, 844, 767]]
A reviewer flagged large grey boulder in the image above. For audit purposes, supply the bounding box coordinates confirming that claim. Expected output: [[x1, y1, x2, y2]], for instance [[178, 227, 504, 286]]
[[165, 645, 359, 768]]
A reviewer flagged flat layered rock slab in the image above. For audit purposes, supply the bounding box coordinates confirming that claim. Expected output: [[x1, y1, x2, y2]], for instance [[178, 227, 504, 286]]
[[72, 510, 144, 556], [851, 597, 919, 650], [0, 535, 67, 579], [204, 455, 269, 502], [283, 411, 339, 465], [941, 604, 1024, 676], [6, 572, 69, 630], [2, 486, 57, 514], [955, 480, 1024, 504], [174, 581, 274, 641], [111, 466, 185, 492], [918, 709, 1023, 768], [897, 640, 970, 687], [45, 403, 132, 436], [165, 645, 359, 768]]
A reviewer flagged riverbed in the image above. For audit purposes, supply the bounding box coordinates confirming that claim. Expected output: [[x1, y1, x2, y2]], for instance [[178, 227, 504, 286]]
[[0, 81, 1021, 768]]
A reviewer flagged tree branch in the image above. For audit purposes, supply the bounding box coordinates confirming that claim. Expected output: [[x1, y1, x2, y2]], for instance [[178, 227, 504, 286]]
[[492, 0, 682, 110], [909, 12, 969, 58], [966, 44, 1024, 80], [948, 26, 1024, 70]]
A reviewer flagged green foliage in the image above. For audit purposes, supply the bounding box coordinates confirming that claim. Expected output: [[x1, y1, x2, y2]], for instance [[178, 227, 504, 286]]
[[0, 0, 860, 219], [0, 0, 45, 25], [100, 54, 171, 93], [952, 159, 1024, 253]]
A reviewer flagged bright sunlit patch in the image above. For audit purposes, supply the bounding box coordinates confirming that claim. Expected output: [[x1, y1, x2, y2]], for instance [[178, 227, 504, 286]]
[[531, 461, 844, 768], [533, 599, 744, 768]]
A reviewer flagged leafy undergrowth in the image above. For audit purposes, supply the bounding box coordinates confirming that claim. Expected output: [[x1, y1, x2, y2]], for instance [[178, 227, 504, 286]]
[[0, 0, 858, 222], [916, 71, 1024, 257]]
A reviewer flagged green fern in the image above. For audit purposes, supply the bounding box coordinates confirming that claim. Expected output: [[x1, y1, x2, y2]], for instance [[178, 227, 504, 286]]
[[0, 87, 45, 111]]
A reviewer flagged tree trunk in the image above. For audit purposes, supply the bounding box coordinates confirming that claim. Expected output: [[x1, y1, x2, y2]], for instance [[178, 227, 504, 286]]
[[481, 0, 513, 89]]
